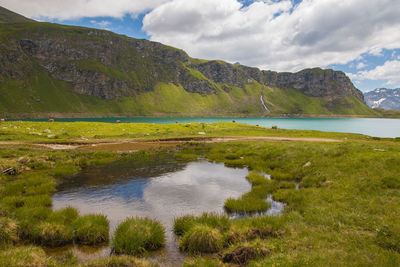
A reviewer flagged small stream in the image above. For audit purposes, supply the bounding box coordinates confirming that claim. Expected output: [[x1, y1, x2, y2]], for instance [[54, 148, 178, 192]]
[[51, 159, 285, 265]]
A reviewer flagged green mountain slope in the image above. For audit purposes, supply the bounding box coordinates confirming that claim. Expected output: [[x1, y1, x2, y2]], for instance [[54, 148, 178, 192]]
[[0, 6, 379, 118]]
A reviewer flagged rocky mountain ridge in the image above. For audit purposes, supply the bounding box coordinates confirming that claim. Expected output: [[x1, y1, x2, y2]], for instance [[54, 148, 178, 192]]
[[0, 6, 374, 117]]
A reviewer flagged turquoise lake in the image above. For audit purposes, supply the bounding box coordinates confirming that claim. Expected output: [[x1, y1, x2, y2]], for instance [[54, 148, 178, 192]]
[[19, 117, 400, 138]]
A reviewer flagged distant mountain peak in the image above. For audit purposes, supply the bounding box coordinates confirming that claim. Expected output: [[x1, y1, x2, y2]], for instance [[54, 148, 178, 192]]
[[364, 88, 400, 110]]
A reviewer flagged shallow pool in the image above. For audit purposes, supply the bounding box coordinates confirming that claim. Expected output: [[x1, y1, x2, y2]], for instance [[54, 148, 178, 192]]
[[52, 159, 251, 265]]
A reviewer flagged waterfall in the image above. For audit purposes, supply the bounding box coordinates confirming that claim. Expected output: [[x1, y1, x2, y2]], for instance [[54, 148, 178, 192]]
[[260, 95, 270, 113]]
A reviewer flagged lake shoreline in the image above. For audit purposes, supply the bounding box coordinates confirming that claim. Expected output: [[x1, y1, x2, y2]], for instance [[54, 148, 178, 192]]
[[3, 113, 400, 119]]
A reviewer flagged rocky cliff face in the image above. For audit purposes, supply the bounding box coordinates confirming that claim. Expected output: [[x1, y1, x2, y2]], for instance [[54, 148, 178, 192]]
[[0, 6, 367, 114], [191, 61, 364, 102], [262, 68, 364, 102]]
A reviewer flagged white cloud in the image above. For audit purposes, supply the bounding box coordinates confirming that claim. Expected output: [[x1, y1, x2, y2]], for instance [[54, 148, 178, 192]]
[[90, 20, 111, 29], [2, 0, 400, 76], [351, 60, 400, 86], [0, 0, 171, 20], [356, 62, 366, 70], [143, 0, 400, 72]]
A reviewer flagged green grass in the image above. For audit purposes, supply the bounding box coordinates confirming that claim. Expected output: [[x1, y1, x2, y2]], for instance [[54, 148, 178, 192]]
[[183, 257, 228, 267], [48, 206, 79, 224], [173, 213, 231, 238], [32, 221, 74, 246], [221, 239, 270, 265], [0, 217, 18, 245], [0, 121, 399, 265], [0, 246, 54, 267], [73, 214, 109, 245], [224, 171, 273, 214], [179, 225, 225, 254], [112, 217, 165, 255], [0, 120, 377, 143], [81, 255, 156, 267]]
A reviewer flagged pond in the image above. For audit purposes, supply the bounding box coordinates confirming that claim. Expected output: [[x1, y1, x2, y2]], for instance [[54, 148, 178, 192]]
[[52, 159, 251, 265]]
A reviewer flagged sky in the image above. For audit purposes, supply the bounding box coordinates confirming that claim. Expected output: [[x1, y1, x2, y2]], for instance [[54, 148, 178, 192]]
[[1, 0, 400, 92]]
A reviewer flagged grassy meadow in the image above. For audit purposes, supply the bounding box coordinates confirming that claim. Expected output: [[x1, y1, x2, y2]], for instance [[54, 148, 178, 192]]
[[0, 121, 399, 266]]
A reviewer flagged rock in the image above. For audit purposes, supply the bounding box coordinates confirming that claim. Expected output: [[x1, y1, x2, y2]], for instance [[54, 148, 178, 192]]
[[2, 167, 19, 175], [304, 161, 312, 167], [261, 68, 364, 102], [47, 134, 56, 138], [43, 129, 51, 133], [198, 132, 206, 135]]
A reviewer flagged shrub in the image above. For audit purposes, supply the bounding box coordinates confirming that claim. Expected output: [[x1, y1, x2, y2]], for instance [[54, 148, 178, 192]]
[[179, 225, 224, 254], [73, 214, 109, 245], [0, 246, 53, 267], [0, 217, 18, 244], [33, 221, 74, 246], [81, 255, 155, 267], [112, 217, 165, 255]]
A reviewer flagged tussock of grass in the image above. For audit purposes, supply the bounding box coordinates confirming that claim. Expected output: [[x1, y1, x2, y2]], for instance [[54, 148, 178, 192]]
[[112, 217, 165, 255], [224, 196, 270, 214], [179, 225, 224, 254], [73, 214, 109, 245], [0, 217, 18, 244], [221, 239, 270, 265], [32, 221, 74, 246], [174, 215, 196, 236], [49, 206, 79, 224], [224, 171, 273, 214], [174, 213, 231, 237], [81, 255, 156, 267], [0, 246, 53, 266]]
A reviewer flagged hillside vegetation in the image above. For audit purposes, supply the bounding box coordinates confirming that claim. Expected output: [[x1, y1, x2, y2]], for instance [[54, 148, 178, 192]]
[[0, 6, 379, 118]]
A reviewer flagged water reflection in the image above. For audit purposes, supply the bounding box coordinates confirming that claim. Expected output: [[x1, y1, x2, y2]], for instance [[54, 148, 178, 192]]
[[52, 160, 250, 265]]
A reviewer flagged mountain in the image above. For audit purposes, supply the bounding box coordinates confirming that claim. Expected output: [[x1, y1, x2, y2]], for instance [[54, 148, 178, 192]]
[[364, 88, 400, 110], [0, 6, 377, 118]]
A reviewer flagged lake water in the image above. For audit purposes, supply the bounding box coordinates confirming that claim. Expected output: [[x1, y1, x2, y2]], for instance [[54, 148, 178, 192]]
[[52, 159, 251, 265], [22, 117, 400, 138]]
